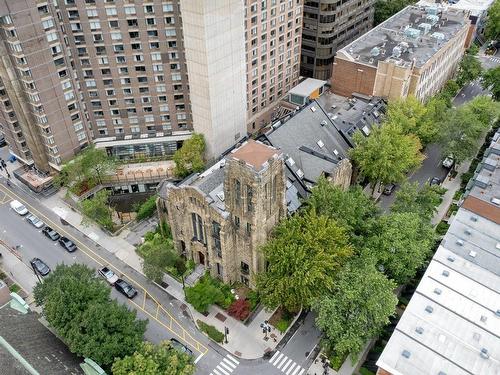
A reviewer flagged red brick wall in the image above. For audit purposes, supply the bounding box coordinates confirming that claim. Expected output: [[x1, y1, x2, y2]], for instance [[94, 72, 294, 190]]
[[330, 58, 377, 97]]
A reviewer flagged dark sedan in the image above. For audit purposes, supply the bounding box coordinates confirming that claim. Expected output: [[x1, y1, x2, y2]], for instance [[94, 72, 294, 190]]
[[114, 279, 138, 299], [42, 226, 60, 241], [58, 236, 77, 252], [30, 258, 50, 276]]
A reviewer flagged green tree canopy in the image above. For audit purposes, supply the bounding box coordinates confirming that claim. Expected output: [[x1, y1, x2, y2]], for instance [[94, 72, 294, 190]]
[[112, 341, 194, 375], [367, 212, 435, 284], [57, 146, 116, 188], [305, 177, 379, 244], [313, 258, 397, 361], [80, 189, 114, 231], [173, 133, 206, 178], [33, 264, 146, 366], [439, 96, 500, 164], [456, 52, 483, 87], [257, 211, 353, 312], [350, 123, 424, 194], [374, 0, 416, 26], [386, 96, 440, 145], [482, 66, 500, 101], [392, 182, 442, 221], [485, 0, 500, 40], [140, 234, 181, 282], [184, 275, 225, 314]]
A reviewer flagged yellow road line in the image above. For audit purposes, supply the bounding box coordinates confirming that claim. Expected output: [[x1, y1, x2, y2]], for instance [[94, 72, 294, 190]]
[[0, 184, 208, 356]]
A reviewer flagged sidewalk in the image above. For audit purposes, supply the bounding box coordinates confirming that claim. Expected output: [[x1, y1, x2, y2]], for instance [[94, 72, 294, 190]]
[[40, 188, 283, 359], [0, 242, 38, 296]]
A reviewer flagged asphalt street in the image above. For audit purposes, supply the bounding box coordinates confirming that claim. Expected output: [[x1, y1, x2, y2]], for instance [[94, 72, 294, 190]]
[[0, 181, 311, 375]]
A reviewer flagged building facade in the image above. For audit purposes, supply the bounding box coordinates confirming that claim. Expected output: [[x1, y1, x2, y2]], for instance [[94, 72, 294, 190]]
[[301, 0, 375, 80], [331, 5, 470, 102], [158, 140, 286, 288]]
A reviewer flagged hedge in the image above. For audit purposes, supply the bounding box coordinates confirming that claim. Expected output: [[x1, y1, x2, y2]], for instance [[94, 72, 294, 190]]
[[197, 320, 224, 343]]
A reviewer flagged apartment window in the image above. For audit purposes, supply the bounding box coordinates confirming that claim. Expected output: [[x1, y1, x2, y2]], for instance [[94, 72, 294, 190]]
[[241, 262, 249, 275], [89, 21, 101, 30], [165, 29, 176, 37], [246, 223, 252, 235], [191, 213, 204, 243], [98, 57, 108, 65], [171, 73, 181, 81], [163, 4, 173, 12], [150, 42, 160, 49], [96, 119, 106, 127], [111, 32, 122, 40], [87, 9, 98, 17], [129, 31, 139, 39], [119, 67, 128, 74], [153, 64, 163, 72], [113, 44, 124, 52], [116, 56, 125, 63], [124, 6, 136, 15], [85, 80, 96, 88], [106, 7, 117, 16], [135, 55, 144, 62], [144, 5, 154, 13], [145, 115, 154, 122], [135, 66, 146, 72], [247, 186, 253, 212], [212, 221, 222, 254], [146, 18, 156, 25], [46, 32, 58, 43], [109, 20, 119, 28], [42, 19, 54, 30], [76, 132, 86, 141]]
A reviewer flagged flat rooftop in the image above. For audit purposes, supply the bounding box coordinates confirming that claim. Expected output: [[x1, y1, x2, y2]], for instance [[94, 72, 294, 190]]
[[417, 0, 495, 17], [377, 129, 500, 375], [288, 78, 327, 97], [338, 5, 469, 68], [228, 140, 281, 172]]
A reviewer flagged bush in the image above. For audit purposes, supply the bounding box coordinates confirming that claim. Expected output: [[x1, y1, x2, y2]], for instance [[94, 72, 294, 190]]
[[435, 221, 450, 235], [197, 320, 224, 343], [185, 275, 224, 313], [136, 195, 157, 221], [359, 367, 376, 375], [275, 318, 291, 333], [9, 284, 21, 293], [227, 299, 251, 321], [247, 290, 260, 311]]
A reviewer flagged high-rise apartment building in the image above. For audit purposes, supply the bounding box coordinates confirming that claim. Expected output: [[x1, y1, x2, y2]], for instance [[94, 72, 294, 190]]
[[243, 0, 304, 133], [301, 0, 375, 80], [0, 0, 305, 173]]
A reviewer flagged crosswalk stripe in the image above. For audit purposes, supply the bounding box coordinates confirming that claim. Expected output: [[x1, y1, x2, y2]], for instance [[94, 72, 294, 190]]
[[297, 369, 305, 375], [277, 356, 289, 369], [272, 353, 284, 365], [226, 354, 240, 365], [212, 370, 222, 375], [286, 363, 297, 375], [269, 351, 281, 363], [216, 365, 230, 375], [292, 366, 301, 375], [222, 358, 236, 369], [282, 358, 293, 372], [219, 361, 233, 372]]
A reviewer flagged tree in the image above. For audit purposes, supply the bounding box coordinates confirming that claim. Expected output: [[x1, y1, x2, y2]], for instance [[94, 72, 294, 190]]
[[456, 52, 483, 87], [437, 79, 460, 103], [185, 275, 225, 313], [350, 123, 424, 194], [112, 341, 194, 375], [305, 177, 379, 244], [374, 0, 416, 26], [392, 182, 442, 221], [173, 133, 206, 178], [56, 146, 116, 189], [140, 234, 180, 282], [65, 300, 146, 366], [485, 0, 500, 41], [314, 258, 397, 362], [439, 96, 499, 165], [482, 66, 500, 100], [367, 212, 435, 284], [80, 189, 114, 231], [135, 195, 158, 221], [257, 211, 353, 312], [386, 96, 439, 145], [33, 264, 146, 366]]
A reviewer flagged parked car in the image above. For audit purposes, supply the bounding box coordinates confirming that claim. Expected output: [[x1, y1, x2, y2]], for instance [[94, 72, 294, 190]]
[[430, 177, 441, 186], [98, 266, 119, 285], [442, 156, 454, 169], [30, 257, 50, 276], [114, 278, 138, 299], [26, 213, 44, 229], [0, 136, 6, 147], [170, 338, 193, 356], [42, 226, 60, 241], [383, 183, 396, 196], [58, 236, 77, 252], [10, 200, 28, 216]]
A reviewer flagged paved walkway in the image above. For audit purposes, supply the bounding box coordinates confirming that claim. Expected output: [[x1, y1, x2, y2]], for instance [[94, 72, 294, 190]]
[[38, 188, 282, 359]]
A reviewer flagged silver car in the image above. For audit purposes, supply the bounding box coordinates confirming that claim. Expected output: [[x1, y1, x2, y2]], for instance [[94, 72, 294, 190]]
[[26, 213, 44, 229]]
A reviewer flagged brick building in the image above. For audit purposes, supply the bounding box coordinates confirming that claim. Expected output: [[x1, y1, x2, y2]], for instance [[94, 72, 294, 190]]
[[331, 5, 470, 102]]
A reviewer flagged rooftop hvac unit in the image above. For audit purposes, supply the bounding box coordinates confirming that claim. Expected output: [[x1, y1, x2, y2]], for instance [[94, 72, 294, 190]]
[[370, 46, 380, 56], [426, 14, 439, 26], [418, 22, 432, 35]]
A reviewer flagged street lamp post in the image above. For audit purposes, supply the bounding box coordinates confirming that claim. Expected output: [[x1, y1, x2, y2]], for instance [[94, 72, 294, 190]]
[[224, 326, 229, 344]]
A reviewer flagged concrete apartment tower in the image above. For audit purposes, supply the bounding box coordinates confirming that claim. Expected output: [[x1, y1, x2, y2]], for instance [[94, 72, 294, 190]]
[[180, 0, 247, 159], [301, 0, 375, 80]]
